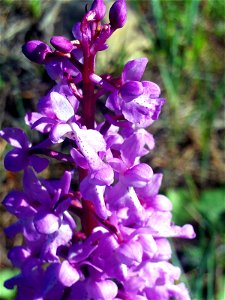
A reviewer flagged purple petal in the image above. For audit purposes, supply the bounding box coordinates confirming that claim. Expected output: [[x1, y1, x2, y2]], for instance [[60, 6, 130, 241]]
[[50, 36, 74, 53], [168, 283, 191, 300], [90, 163, 114, 186], [55, 198, 71, 215], [121, 97, 156, 126], [31, 116, 57, 132], [50, 123, 73, 143], [87, 280, 118, 300], [121, 81, 144, 102], [8, 246, 31, 268], [50, 92, 74, 122], [70, 148, 89, 169], [52, 82, 80, 112], [41, 221, 74, 261], [4, 148, 29, 172], [3, 191, 35, 217], [109, 0, 127, 30], [80, 177, 108, 219], [42, 263, 63, 297], [71, 48, 84, 67], [23, 220, 42, 242], [122, 57, 148, 82], [5, 221, 23, 238], [108, 157, 127, 173], [22, 40, 51, 64], [121, 133, 146, 167], [37, 94, 56, 118], [67, 281, 88, 300], [25, 112, 44, 126], [45, 57, 78, 81], [58, 171, 72, 195], [0, 128, 29, 149], [74, 125, 106, 153], [58, 261, 80, 287], [146, 211, 172, 235], [170, 224, 196, 239], [151, 98, 166, 120], [72, 22, 82, 40], [136, 173, 163, 200], [71, 125, 112, 184], [106, 184, 144, 223], [154, 238, 172, 260], [91, 0, 106, 21], [123, 163, 153, 188], [69, 232, 100, 263], [142, 80, 161, 98], [116, 240, 143, 266], [30, 155, 49, 173], [150, 195, 173, 211], [105, 91, 121, 114], [34, 211, 60, 234], [141, 129, 155, 150], [23, 168, 51, 204], [138, 234, 157, 258]]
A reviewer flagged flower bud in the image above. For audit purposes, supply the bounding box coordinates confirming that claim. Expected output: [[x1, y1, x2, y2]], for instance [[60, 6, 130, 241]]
[[91, 0, 106, 21], [22, 40, 51, 64], [109, 0, 127, 30], [50, 36, 74, 53]]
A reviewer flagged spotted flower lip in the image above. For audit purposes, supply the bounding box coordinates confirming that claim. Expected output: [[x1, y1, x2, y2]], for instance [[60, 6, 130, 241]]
[[2, 0, 195, 299]]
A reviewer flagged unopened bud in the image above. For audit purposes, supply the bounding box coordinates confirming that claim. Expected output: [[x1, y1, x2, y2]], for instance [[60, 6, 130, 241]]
[[22, 40, 51, 64], [91, 0, 106, 21], [50, 36, 74, 53], [109, 0, 127, 30]]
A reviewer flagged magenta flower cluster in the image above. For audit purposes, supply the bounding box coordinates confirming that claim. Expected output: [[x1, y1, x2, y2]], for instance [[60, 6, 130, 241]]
[[1, 0, 195, 299]]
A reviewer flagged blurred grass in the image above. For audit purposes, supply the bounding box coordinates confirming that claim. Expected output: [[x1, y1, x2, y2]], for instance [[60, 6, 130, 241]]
[[0, 0, 224, 299]]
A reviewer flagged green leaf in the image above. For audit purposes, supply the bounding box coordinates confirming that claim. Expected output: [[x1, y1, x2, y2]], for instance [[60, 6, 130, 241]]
[[166, 188, 191, 224], [197, 188, 225, 224]]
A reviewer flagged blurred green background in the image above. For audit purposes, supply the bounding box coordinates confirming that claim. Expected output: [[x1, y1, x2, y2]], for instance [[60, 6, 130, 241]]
[[0, 0, 224, 299]]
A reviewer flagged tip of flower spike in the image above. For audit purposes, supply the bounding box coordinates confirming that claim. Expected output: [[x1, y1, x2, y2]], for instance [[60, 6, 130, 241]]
[[22, 40, 51, 64], [50, 36, 74, 53], [109, 0, 127, 30]]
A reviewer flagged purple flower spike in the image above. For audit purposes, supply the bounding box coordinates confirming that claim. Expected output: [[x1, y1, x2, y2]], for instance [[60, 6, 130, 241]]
[[109, 0, 127, 29], [50, 36, 74, 53], [91, 0, 106, 21], [22, 40, 51, 64], [2, 1, 195, 299]]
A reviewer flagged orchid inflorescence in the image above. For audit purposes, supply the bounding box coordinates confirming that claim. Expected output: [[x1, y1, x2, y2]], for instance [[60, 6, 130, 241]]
[[1, 0, 195, 299]]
